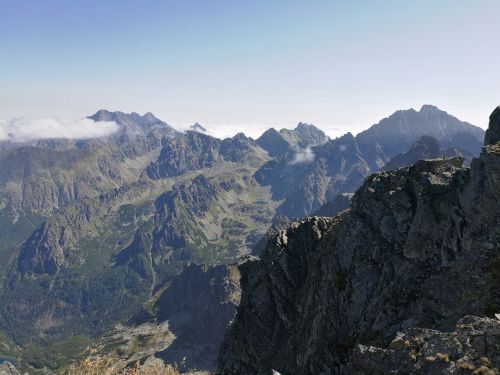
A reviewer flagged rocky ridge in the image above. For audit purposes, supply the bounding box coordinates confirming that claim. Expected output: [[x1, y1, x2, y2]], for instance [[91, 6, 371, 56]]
[[218, 106, 500, 374]]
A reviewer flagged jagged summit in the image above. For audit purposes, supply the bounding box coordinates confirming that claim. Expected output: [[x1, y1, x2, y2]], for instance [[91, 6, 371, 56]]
[[256, 128, 291, 157], [485, 105, 500, 146], [89, 109, 164, 124], [88, 109, 177, 138], [190, 122, 207, 133], [419, 104, 441, 113]]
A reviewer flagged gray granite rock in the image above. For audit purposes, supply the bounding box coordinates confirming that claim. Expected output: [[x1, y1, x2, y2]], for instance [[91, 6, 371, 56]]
[[218, 107, 500, 375], [350, 316, 500, 374], [0, 362, 20, 375]]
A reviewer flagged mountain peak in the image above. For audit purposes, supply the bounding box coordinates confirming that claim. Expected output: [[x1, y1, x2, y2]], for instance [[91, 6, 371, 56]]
[[143, 112, 160, 122], [190, 123, 207, 133], [88, 109, 119, 122], [256, 128, 291, 157], [419, 104, 442, 113], [485, 106, 500, 146]]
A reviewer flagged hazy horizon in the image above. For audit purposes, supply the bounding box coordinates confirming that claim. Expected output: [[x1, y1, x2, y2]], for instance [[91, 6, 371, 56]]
[[0, 103, 487, 142], [2, 1, 499, 138]]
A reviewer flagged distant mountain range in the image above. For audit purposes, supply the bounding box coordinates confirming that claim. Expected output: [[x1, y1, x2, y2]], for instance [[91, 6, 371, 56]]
[[0, 105, 486, 373]]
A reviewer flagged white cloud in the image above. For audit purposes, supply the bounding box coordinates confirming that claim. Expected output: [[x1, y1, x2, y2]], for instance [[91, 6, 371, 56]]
[[0, 117, 119, 143], [290, 147, 315, 165]]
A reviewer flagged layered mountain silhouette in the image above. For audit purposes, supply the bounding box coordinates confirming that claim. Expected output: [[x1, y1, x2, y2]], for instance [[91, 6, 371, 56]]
[[0, 106, 488, 373]]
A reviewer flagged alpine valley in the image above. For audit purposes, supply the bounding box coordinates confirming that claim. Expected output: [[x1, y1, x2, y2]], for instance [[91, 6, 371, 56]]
[[0, 105, 496, 375]]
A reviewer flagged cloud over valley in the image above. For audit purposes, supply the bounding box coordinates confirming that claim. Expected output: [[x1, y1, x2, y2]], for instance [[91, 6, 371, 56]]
[[0, 117, 120, 143]]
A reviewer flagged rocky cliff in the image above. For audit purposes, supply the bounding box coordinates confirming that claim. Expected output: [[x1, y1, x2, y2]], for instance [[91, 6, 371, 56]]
[[0, 362, 20, 375], [219, 107, 500, 374]]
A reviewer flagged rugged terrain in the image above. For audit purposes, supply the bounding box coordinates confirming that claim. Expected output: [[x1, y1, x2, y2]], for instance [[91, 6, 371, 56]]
[[219, 107, 499, 374], [0, 105, 487, 372]]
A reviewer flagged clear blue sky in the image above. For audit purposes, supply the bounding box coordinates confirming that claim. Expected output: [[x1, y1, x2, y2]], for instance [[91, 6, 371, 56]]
[[1, 0, 499, 137]]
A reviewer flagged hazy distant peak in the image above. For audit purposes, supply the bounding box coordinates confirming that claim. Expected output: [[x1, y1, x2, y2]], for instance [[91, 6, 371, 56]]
[[356, 105, 485, 164], [294, 122, 318, 131], [382, 134, 443, 171], [293, 122, 328, 142], [88, 110, 177, 140], [336, 132, 355, 142], [232, 132, 249, 140], [89, 110, 165, 125], [419, 104, 441, 113], [143, 112, 160, 122], [190, 123, 207, 133], [256, 128, 290, 157], [88, 109, 119, 121]]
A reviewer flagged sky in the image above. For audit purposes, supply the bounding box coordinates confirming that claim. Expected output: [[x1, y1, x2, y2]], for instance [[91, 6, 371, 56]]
[[1, 0, 499, 139]]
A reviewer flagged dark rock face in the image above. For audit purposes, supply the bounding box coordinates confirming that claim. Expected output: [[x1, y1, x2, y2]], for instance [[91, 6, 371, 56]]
[[257, 123, 328, 159], [314, 193, 353, 217], [383, 135, 442, 170], [219, 109, 500, 374], [251, 215, 291, 256], [256, 128, 292, 158], [256, 132, 371, 218], [350, 316, 500, 374], [154, 263, 241, 372], [220, 133, 261, 163], [190, 123, 207, 133], [147, 131, 263, 179], [485, 106, 500, 146], [147, 132, 222, 179], [17, 222, 71, 275], [279, 123, 329, 148]]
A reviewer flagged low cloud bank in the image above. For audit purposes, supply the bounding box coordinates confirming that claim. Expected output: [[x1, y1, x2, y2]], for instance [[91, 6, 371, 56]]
[[0, 117, 120, 143], [290, 147, 315, 164]]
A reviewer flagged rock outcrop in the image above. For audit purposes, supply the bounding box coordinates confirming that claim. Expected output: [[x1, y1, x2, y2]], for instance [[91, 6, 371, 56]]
[[313, 193, 353, 217], [351, 315, 500, 374], [219, 107, 500, 375], [486, 106, 500, 146], [0, 362, 20, 375], [17, 222, 71, 275]]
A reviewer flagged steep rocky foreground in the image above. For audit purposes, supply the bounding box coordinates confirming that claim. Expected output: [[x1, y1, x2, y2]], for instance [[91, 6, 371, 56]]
[[350, 315, 500, 374], [219, 108, 500, 374]]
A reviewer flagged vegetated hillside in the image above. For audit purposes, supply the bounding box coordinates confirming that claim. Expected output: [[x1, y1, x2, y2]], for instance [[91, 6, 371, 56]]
[[219, 107, 499, 375], [0, 106, 486, 373]]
